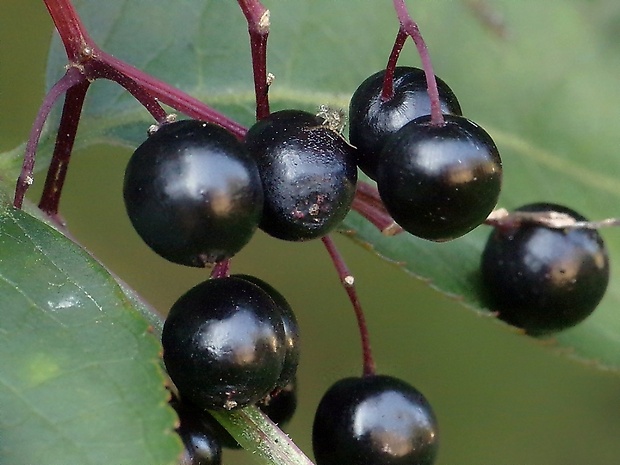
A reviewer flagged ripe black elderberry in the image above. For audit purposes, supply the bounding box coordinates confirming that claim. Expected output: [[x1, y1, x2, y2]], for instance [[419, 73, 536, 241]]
[[245, 109, 358, 241], [481, 203, 610, 335], [349, 66, 462, 180], [171, 398, 222, 465], [162, 277, 288, 410], [313, 375, 438, 465], [376, 114, 502, 241], [256, 377, 297, 427], [123, 119, 263, 267], [232, 274, 299, 389]]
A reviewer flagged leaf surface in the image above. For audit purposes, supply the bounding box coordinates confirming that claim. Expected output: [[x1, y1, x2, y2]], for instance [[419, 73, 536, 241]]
[[0, 197, 180, 465]]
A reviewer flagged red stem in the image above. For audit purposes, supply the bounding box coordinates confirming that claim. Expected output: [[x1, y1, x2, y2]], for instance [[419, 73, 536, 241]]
[[381, 29, 408, 101], [36, 0, 400, 237], [249, 32, 270, 120], [237, 0, 269, 26], [210, 260, 231, 279], [87, 60, 168, 123], [351, 183, 403, 235], [43, 0, 93, 62], [392, 0, 444, 126], [14, 66, 87, 209], [32, 0, 424, 383], [15, 0, 246, 218], [38, 79, 90, 216], [97, 51, 247, 138], [321, 236, 376, 377], [237, 0, 271, 120], [44, 0, 247, 138]]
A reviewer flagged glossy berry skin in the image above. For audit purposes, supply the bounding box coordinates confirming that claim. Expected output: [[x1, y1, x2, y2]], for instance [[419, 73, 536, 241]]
[[162, 277, 287, 410], [349, 66, 462, 180], [481, 203, 610, 335], [171, 399, 222, 465], [245, 110, 358, 241], [313, 375, 438, 465], [376, 114, 502, 241], [123, 120, 263, 267], [232, 274, 300, 389]]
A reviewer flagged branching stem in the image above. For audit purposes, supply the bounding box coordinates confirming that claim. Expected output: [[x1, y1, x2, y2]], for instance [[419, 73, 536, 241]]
[[14, 66, 86, 209], [43, 0, 93, 61], [36, 0, 398, 231]]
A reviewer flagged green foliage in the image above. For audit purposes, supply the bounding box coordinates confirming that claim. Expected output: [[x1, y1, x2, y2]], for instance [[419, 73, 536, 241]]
[[0, 196, 179, 465]]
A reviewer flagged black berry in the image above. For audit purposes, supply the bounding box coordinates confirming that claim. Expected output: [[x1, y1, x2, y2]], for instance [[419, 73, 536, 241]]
[[162, 277, 287, 410], [123, 120, 263, 267], [481, 203, 610, 335], [170, 398, 222, 465], [232, 274, 300, 389], [257, 377, 298, 427], [376, 114, 502, 241], [313, 375, 438, 465], [245, 110, 358, 241], [349, 66, 462, 180]]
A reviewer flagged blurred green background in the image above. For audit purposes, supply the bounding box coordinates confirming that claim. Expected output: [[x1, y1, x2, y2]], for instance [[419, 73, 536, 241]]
[[2, 1, 620, 464]]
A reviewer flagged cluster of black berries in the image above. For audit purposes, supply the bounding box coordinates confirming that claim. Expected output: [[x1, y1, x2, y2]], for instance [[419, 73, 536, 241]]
[[122, 67, 505, 265], [122, 64, 610, 465], [164, 275, 300, 464], [349, 66, 502, 241], [348, 66, 610, 336], [123, 109, 358, 267]]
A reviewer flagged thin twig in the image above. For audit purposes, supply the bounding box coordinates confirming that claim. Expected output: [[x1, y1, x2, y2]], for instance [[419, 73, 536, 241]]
[[322, 235, 376, 377], [485, 208, 620, 231], [97, 50, 248, 138], [14, 67, 87, 209], [237, 0, 271, 120], [381, 28, 408, 101], [392, 0, 444, 125], [351, 182, 403, 235], [210, 260, 231, 279], [38, 79, 90, 216]]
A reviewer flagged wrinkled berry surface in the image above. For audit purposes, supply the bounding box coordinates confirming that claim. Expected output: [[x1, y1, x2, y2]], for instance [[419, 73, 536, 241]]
[[245, 110, 357, 241]]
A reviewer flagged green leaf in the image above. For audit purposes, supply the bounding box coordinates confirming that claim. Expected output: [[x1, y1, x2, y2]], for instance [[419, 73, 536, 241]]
[[0, 195, 181, 465]]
